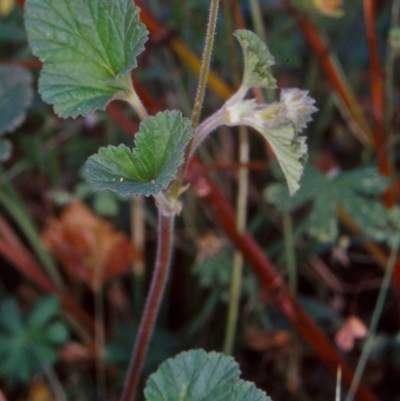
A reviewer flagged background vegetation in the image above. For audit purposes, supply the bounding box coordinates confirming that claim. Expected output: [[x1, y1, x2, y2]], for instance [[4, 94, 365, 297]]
[[0, 1, 399, 401]]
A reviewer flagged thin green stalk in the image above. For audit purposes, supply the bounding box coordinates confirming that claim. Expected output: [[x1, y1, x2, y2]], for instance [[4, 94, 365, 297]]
[[223, 125, 249, 355], [169, 0, 220, 198], [190, 0, 220, 129], [283, 213, 297, 296], [119, 210, 175, 401], [249, 0, 267, 42], [345, 220, 400, 401]]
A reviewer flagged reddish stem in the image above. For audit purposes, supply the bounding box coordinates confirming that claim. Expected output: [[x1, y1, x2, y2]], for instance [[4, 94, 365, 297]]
[[363, 0, 392, 206], [186, 157, 379, 401], [119, 211, 175, 401]]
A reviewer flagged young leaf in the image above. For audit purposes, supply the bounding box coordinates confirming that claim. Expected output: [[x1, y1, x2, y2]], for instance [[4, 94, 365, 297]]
[[85, 110, 193, 196], [25, 0, 148, 118], [144, 350, 272, 401], [265, 166, 389, 243], [0, 66, 33, 134], [234, 29, 276, 90]]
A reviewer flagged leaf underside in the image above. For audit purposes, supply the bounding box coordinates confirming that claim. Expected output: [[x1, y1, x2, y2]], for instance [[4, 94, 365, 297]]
[[25, 0, 148, 118]]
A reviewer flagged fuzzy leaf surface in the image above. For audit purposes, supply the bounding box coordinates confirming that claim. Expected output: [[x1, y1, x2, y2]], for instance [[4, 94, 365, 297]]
[[265, 166, 389, 243], [144, 350, 272, 401], [25, 0, 148, 118], [85, 110, 193, 196], [234, 29, 276, 89], [259, 124, 307, 195], [0, 66, 33, 134]]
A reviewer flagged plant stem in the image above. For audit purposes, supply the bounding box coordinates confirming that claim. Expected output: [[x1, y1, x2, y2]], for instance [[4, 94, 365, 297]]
[[223, 125, 249, 355], [190, 0, 220, 129], [120, 210, 175, 401], [169, 0, 220, 198], [345, 219, 400, 401]]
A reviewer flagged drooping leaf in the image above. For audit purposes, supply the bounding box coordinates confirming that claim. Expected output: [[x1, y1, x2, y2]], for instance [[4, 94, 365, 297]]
[[258, 124, 308, 195], [85, 110, 193, 196], [25, 0, 148, 118], [144, 350, 272, 401], [0, 66, 33, 134], [265, 165, 389, 243], [234, 29, 276, 90]]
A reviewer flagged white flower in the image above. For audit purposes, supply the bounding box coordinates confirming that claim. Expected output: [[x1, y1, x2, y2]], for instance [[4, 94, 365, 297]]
[[222, 88, 317, 195], [280, 88, 318, 132]]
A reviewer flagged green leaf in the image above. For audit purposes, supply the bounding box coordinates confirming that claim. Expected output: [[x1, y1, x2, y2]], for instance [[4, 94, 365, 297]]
[[0, 297, 69, 386], [234, 29, 276, 90], [144, 350, 272, 401], [258, 125, 307, 195], [25, 0, 148, 118], [28, 296, 61, 328], [85, 110, 193, 196], [0, 66, 33, 134], [265, 166, 389, 243]]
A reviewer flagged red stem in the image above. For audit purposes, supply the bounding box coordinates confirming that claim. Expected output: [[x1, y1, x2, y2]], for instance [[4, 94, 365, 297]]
[[363, 0, 392, 206], [119, 210, 175, 401]]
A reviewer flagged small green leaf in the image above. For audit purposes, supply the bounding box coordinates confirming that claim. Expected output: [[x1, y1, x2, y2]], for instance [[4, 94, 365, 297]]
[[234, 29, 276, 90], [145, 350, 239, 401], [85, 110, 193, 196], [144, 350, 272, 401], [25, 0, 148, 118], [0, 66, 33, 134]]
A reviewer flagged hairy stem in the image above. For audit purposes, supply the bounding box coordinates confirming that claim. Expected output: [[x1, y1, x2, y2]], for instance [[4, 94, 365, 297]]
[[120, 211, 175, 401], [190, 0, 220, 129], [169, 0, 220, 199]]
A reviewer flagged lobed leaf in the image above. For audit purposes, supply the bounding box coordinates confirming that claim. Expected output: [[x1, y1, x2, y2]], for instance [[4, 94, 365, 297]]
[[265, 166, 389, 243], [234, 29, 276, 90], [85, 110, 193, 196], [25, 0, 148, 118], [144, 350, 272, 401]]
